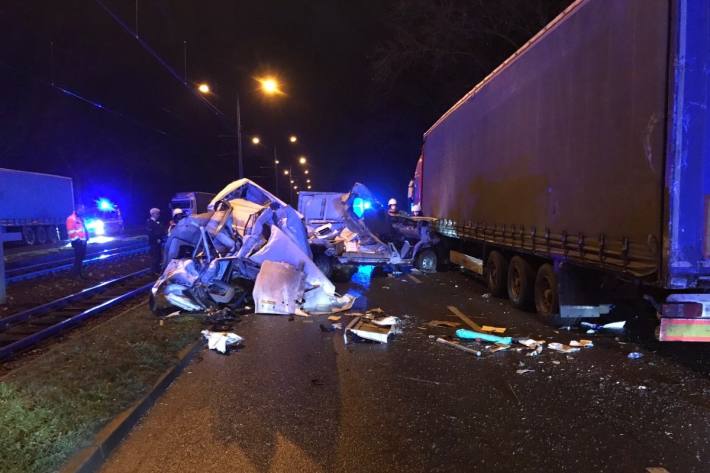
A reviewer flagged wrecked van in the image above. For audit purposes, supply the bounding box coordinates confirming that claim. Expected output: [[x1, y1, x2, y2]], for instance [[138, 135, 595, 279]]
[[298, 183, 440, 276]]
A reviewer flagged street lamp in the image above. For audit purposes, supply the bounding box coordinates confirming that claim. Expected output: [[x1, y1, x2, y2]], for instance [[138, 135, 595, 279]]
[[289, 135, 298, 143], [258, 76, 282, 96], [283, 169, 289, 175], [251, 136, 260, 145], [304, 169, 309, 175], [197, 76, 286, 181], [298, 156, 307, 165], [307, 185, 312, 190]]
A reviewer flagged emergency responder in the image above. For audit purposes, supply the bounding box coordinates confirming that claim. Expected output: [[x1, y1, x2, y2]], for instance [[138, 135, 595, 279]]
[[168, 208, 185, 235], [66, 204, 89, 278], [146, 208, 166, 274], [411, 203, 422, 217], [387, 198, 399, 217]]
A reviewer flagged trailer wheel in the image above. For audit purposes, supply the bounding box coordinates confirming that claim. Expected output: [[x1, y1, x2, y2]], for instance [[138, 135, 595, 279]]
[[46, 226, 59, 243], [415, 248, 437, 273], [21, 226, 36, 245], [534, 263, 559, 319], [507, 256, 535, 310], [35, 226, 48, 245], [485, 251, 508, 298]]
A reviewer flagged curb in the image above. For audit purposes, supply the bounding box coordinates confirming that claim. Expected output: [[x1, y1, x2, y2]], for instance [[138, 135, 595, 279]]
[[61, 339, 204, 473]]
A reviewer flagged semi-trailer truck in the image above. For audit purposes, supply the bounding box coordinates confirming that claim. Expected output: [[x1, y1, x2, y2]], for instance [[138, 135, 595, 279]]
[[417, 0, 710, 342], [0, 168, 75, 245]]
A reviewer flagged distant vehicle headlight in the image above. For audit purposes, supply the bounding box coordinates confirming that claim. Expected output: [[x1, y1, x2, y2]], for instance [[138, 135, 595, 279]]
[[86, 219, 105, 236]]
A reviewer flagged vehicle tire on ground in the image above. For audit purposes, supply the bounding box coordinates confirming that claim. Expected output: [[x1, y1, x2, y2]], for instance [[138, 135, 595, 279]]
[[507, 256, 535, 310], [314, 253, 333, 279], [35, 225, 48, 245], [21, 225, 36, 245], [534, 263, 560, 320], [485, 250, 508, 297], [332, 264, 357, 282], [46, 225, 59, 243], [415, 248, 438, 273]]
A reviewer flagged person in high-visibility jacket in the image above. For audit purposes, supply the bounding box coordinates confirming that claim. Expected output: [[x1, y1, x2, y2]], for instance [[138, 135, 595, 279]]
[[66, 204, 89, 278]]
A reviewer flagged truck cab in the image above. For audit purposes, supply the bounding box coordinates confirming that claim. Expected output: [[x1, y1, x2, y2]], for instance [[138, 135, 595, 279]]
[[170, 192, 216, 217]]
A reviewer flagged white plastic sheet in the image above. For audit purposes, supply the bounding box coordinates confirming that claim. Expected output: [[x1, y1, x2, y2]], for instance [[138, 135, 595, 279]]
[[252, 261, 305, 314]]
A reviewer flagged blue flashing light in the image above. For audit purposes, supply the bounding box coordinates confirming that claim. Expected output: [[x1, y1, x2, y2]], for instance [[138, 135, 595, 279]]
[[352, 197, 372, 218], [96, 198, 115, 212]]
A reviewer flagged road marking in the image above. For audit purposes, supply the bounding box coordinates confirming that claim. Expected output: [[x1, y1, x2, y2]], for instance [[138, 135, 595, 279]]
[[408, 274, 422, 284]]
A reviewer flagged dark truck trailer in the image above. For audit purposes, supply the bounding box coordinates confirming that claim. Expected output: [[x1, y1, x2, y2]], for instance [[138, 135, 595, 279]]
[[0, 168, 75, 245], [420, 0, 710, 341]]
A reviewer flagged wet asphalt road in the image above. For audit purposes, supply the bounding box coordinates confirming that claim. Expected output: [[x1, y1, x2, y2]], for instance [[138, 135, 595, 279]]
[[101, 268, 710, 473]]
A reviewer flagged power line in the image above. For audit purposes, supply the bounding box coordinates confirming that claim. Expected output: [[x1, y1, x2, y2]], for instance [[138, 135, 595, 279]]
[[94, 0, 225, 118]]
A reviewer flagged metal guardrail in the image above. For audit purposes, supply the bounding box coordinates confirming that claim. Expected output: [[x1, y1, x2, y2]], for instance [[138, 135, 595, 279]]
[[6, 244, 149, 284], [0, 269, 153, 361]]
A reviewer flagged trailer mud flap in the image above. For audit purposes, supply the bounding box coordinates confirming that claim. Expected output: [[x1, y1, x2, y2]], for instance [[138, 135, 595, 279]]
[[658, 318, 710, 342]]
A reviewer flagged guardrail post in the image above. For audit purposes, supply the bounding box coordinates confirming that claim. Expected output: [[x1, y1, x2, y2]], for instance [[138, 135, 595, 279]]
[[1, 228, 22, 304]]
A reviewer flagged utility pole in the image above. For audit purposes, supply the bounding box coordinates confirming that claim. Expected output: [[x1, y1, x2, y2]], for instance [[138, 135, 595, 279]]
[[273, 146, 279, 196], [236, 93, 243, 180]]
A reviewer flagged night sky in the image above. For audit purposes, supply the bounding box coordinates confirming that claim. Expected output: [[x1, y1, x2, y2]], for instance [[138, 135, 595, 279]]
[[0, 0, 570, 223]]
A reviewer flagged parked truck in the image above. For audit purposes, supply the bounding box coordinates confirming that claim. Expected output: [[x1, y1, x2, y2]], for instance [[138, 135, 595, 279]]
[[417, 0, 710, 342], [0, 168, 74, 245], [170, 191, 216, 217]]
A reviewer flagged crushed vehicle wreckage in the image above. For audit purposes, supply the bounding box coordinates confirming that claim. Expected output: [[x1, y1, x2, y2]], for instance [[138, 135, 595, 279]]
[[150, 179, 355, 316], [298, 183, 441, 277]]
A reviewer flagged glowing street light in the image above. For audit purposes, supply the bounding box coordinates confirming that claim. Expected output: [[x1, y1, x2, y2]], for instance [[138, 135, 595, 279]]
[[289, 135, 298, 143], [307, 185, 312, 190], [274, 159, 280, 165], [283, 169, 289, 175], [306, 179, 310, 183], [290, 179, 294, 184], [197, 83, 210, 94], [304, 169, 309, 175], [293, 185, 298, 190], [251, 136, 260, 145], [298, 156, 307, 165], [258, 77, 282, 95]]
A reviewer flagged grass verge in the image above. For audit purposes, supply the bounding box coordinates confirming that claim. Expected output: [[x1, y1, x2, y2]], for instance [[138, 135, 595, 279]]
[[0, 302, 201, 473]]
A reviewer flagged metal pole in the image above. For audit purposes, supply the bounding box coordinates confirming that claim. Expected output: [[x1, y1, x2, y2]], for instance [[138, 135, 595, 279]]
[[273, 146, 279, 196], [236, 93, 244, 180]]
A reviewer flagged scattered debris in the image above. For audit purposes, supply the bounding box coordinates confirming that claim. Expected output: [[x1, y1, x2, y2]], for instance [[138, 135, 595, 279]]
[[526, 345, 543, 357], [436, 337, 482, 356], [481, 293, 491, 299], [201, 330, 243, 354], [344, 315, 400, 344], [569, 339, 594, 348], [516, 369, 534, 375], [328, 315, 341, 322], [645, 467, 670, 473], [627, 351, 644, 359], [426, 320, 462, 329], [319, 323, 335, 332], [547, 342, 580, 353], [447, 305, 506, 333], [455, 328, 512, 345], [581, 320, 626, 331]]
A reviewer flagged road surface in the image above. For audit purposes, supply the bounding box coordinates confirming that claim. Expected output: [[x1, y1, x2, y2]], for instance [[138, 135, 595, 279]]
[[101, 267, 710, 473]]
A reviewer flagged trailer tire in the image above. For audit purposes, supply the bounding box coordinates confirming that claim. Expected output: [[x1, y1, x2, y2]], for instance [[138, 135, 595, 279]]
[[35, 226, 48, 245], [534, 263, 559, 320], [507, 256, 535, 310], [415, 248, 438, 273], [46, 226, 59, 243], [21, 226, 36, 245], [485, 251, 508, 298]]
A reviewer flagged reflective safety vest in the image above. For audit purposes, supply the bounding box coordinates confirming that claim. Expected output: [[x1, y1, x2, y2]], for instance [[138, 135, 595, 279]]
[[66, 212, 87, 241]]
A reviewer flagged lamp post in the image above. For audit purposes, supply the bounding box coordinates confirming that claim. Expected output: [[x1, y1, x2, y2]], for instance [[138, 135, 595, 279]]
[[197, 76, 283, 181]]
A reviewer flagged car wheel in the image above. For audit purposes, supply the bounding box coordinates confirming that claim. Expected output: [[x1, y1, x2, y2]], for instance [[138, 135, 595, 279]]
[[415, 248, 438, 273], [534, 263, 559, 320], [507, 256, 535, 310], [22, 226, 36, 245], [485, 250, 508, 298]]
